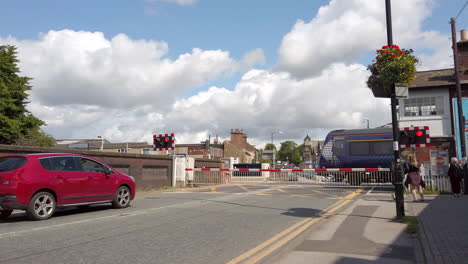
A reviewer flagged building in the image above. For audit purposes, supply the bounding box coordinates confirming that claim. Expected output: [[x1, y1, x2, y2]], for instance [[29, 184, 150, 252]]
[[301, 134, 324, 168], [175, 137, 224, 160], [223, 129, 258, 163], [55, 139, 154, 154], [397, 29, 468, 175]]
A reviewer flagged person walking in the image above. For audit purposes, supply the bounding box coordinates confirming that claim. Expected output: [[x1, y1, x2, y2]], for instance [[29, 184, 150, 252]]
[[404, 155, 424, 202], [448, 157, 463, 197]]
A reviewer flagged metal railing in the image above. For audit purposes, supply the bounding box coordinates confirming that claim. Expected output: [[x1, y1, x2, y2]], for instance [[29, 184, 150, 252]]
[[185, 168, 392, 187]]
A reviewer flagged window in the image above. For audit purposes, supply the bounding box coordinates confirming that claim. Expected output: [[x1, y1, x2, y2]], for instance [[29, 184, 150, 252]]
[[0, 157, 27, 171], [404, 96, 444, 116], [51, 157, 79, 171], [349, 142, 370, 156], [79, 158, 107, 173], [39, 158, 52, 170], [373, 141, 393, 155], [333, 140, 344, 156]]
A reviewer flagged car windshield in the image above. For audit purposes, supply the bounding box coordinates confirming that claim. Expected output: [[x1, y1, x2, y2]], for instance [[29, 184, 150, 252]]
[[0, 157, 28, 171]]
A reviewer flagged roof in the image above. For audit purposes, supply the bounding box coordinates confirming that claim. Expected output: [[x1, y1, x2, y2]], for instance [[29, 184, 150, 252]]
[[410, 68, 455, 88]]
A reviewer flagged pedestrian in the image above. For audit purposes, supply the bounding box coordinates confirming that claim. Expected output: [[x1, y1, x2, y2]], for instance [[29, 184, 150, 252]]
[[447, 157, 463, 197], [404, 155, 424, 202]]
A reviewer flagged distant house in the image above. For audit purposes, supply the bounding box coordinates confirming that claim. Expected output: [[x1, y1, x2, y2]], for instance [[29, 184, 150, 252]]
[[223, 129, 258, 163], [175, 137, 224, 160], [301, 134, 323, 168]]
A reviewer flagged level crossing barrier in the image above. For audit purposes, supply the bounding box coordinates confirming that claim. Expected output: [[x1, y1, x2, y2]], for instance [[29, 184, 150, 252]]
[[185, 168, 392, 187]]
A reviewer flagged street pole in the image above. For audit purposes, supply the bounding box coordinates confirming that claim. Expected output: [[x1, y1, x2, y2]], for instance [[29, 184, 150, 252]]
[[451, 17, 468, 195], [386, 0, 405, 218], [451, 18, 467, 159], [271, 133, 276, 169]]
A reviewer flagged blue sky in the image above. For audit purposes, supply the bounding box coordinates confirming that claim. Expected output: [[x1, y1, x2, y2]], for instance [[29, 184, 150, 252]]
[[0, 0, 467, 145], [4, 0, 465, 63]]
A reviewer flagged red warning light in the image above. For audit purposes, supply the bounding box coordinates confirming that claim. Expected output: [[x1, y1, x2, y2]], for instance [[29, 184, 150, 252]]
[[164, 137, 169, 142], [415, 130, 423, 137]]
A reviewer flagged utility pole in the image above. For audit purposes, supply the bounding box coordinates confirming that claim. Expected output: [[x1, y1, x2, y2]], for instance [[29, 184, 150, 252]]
[[451, 17, 467, 159], [386, 0, 405, 218]]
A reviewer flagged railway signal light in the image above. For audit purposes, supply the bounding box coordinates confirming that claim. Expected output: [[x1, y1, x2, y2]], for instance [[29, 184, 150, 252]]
[[153, 133, 175, 151], [399, 127, 430, 148]]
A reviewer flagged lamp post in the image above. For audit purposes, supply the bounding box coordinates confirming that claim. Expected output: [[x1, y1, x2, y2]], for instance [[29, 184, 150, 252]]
[[97, 136, 104, 151], [271, 131, 283, 169], [364, 118, 370, 128], [385, 0, 405, 218]]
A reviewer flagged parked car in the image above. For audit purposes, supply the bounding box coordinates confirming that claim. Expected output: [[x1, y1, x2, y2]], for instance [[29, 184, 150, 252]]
[[0, 153, 136, 220]]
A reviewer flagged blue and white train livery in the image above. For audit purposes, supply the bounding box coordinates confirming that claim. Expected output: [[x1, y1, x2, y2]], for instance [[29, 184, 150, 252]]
[[319, 128, 394, 168]]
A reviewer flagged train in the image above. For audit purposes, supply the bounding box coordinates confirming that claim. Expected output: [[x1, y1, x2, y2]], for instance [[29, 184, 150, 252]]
[[319, 128, 394, 169]]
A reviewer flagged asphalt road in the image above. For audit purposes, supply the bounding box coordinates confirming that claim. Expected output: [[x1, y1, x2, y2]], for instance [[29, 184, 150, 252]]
[[0, 185, 363, 264]]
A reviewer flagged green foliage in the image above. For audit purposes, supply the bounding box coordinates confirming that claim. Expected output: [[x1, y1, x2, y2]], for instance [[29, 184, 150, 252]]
[[14, 129, 55, 147], [264, 143, 277, 151], [278, 141, 301, 165], [0, 45, 49, 145], [400, 216, 419, 234], [367, 45, 418, 93]]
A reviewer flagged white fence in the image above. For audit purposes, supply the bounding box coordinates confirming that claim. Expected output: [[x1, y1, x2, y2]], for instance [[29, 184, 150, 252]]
[[422, 174, 464, 193], [185, 168, 393, 187]]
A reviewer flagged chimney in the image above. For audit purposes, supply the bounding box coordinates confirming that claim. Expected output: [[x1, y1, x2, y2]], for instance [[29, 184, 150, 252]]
[[458, 29, 468, 81]]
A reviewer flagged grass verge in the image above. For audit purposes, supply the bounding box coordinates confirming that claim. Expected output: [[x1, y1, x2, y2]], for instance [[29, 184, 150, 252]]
[[401, 216, 419, 234]]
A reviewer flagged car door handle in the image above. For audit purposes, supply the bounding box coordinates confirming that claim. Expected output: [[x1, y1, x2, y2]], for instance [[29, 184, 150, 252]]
[[56, 175, 64, 180], [88, 176, 93, 180]]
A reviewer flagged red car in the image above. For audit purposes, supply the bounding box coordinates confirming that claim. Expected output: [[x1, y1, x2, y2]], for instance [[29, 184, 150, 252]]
[[0, 153, 136, 220]]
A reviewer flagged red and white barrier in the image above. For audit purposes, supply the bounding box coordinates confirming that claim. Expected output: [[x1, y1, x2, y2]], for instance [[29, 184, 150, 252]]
[[183, 167, 392, 187]]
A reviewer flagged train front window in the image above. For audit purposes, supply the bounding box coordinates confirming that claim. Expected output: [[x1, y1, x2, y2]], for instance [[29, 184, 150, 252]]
[[349, 142, 370, 156], [333, 140, 344, 156]]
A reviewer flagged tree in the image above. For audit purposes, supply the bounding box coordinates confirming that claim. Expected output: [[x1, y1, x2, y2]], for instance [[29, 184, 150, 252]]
[[0, 45, 52, 146], [278, 141, 301, 166], [264, 143, 277, 151]]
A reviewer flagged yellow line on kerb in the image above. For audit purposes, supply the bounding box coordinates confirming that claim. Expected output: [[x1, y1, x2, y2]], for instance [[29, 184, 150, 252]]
[[237, 185, 250, 192], [226, 188, 364, 264]]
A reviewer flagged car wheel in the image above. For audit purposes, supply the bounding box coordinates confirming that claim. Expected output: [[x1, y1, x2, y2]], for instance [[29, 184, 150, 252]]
[[27, 192, 56, 220], [0, 210, 13, 220], [112, 186, 131, 209]]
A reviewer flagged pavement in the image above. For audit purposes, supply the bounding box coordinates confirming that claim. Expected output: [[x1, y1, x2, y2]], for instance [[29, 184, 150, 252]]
[[408, 194, 468, 264], [273, 189, 468, 264], [273, 187, 415, 264]]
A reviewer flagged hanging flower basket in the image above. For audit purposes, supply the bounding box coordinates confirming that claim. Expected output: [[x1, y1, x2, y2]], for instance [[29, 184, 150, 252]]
[[367, 45, 418, 98]]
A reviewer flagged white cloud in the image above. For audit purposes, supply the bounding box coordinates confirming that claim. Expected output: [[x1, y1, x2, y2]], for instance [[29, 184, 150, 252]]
[[1, 30, 237, 109], [2, 0, 453, 147], [241, 48, 266, 69], [277, 0, 451, 78]]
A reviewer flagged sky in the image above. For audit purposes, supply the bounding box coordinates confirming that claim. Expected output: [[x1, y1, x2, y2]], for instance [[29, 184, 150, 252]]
[[1, 0, 467, 148]]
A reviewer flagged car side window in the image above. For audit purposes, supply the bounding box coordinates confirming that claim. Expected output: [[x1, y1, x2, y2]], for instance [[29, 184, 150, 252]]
[[39, 158, 52, 170], [51, 157, 80, 171], [79, 158, 107, 173]]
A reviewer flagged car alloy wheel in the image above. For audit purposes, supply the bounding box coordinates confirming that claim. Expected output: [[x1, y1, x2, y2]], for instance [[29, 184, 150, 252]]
[[113, 186, 131, 208], [27, 192, 56, 220]]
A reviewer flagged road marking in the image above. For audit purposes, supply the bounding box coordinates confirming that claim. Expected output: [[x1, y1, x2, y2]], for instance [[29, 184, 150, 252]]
[[237, 185, 250, 192], [276, 188, 287, 193], [311, 189, 345, 199], [366, 186, 376, 195], [227, 188, 364, 264], [0, 200, 204, 239]]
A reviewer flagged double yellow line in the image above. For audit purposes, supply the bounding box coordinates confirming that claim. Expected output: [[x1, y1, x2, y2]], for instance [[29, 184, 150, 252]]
[[226, 188, 364, 264]]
